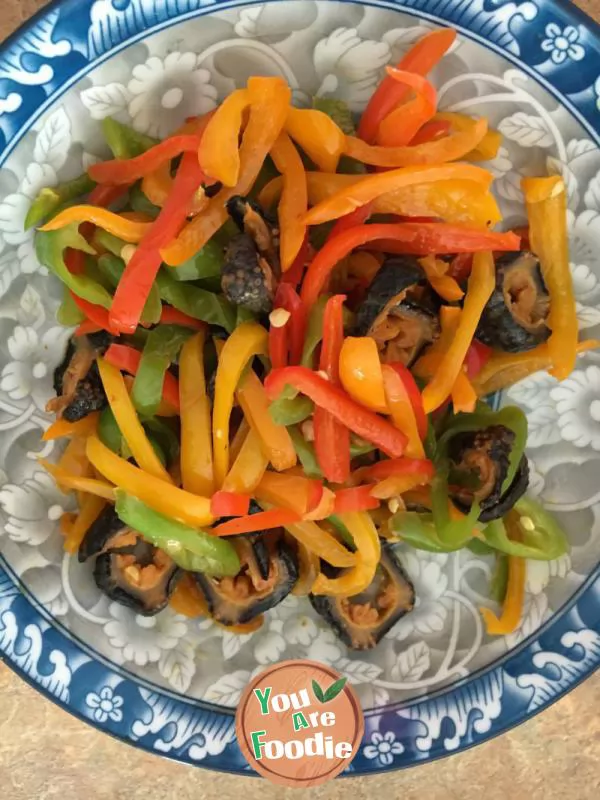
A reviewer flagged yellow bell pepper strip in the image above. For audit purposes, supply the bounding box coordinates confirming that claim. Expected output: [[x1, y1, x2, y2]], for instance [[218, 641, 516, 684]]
[[63, 494, 106, 554], [180, 330, 214, 497], [269, 131, 308, 271], [142, 161, 173, 208], [292, 541, 321, 596], [261, 173, 501, 229], [97, 357, 173, 484], [371, 473, 433, 500], [300, 224, 519, 310], [303, 487, 336, 521], [39, 206, 152, 243], [311, 511, 380, 596], [43, 413, 99, 441], [339, 336, 388, 414], [421, 251, 495, 413], [413, 305, 461, 378], [86, 436, 214, 526], [236, 369, 297, 472], [88, 135, 201, 184], [265, 366, 409, 457], [303, 163, 491, 226], [471, 340, 600, 396], [40, 459, 115, 501], [381, 364, 425, 459], [161, 76, 291, 266], [376, 68, 437, 147], [285, 107, 345, 173], [342, 117, 488, 169], [480, 554, 526, 635], [56, 431, 93, 482], [284, 519, 356, 568], [434, 113, 501, 161], [419, 255, 464, 302], [254, 471, 323, 516], [212, 321, 269, 487], [222, 428, 269, 494], [198, 89, 250, 186], [522, 176, 577, 380], [230, 418, 250, 463], [358, 27, 456, 143]]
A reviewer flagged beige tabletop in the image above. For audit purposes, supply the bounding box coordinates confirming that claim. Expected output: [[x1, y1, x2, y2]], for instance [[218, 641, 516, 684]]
[[1, 1, 599, 798]]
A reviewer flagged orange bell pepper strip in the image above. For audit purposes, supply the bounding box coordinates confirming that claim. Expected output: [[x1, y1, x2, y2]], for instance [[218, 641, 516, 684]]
[[303, 163, 491, 226], [142, 161, 173, 207], [434, 113, 501, 161], [97, 357, 173, 483], [452, 370, 478, 414], [261, 172, 501, 229], [312, 511, 380, 596], [284, 518, 356, 568], [471, 340, 600, 397], [421, 251, 495, 413], [211, 491, 251, 517], [56, 433, 92, 481], [333, 485, 380, 514], [292, 542, 321, 596], [229, 418, 250, 463], [179, 330, 214, 497], [270, 131, 307, 271], [109, 151, 208, 333], [265, 366, 408, 457], [213, 322, 269, 487], [358, 27, 456, 143], [43, 413, 99, 441], [89, 135, 201, 184], [40, 206, 151, 243], [86, 436, 214, 526], [236, 369, 297, 472], [313, 295, 350, 483], [480, 554, 526, 635], [40, 458, 115, 501], [300, 224, 519, 310], [285, 107, 345, 172], [222, 428, 269, 494], [339, 336, 388, 414], [382, 365, 425, 459], [410, 119, 451, 145], [356, 457, 434, 484], [522, 176, 576, 381], [376, 68, 437, 147], [254, 471, 323, 516], [419, 255, 464, 302], [63, 494, 106, 554], [212, 507, 302, 536], [161, 77, 291, 265], [198, 89, 250, 186], [343, 117, 488, 169]]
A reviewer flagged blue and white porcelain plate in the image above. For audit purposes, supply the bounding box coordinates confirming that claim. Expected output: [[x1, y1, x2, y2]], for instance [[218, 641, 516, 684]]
[[0, 0, 599, 775]]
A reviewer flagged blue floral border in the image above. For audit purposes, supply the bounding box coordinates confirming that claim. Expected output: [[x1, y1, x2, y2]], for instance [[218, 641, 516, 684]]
[[1, 0, 599, 776]]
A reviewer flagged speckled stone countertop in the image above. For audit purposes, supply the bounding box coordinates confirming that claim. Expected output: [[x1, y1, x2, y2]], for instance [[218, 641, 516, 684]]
[[1, 1, 599, 798]]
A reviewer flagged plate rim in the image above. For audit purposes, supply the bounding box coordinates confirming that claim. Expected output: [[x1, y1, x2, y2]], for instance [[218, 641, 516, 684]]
[[0, 0, 599, 776]]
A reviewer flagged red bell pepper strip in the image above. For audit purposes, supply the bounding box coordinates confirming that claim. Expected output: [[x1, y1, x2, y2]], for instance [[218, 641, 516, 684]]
[[300, 223, 520, 309], [410, 119, 451, 146], [359, 457, 435, 483], [327, 202, 373, 241], [449, 253, 474, 281], [210, 491, 251, 517], [104, 343, 180, 412], [358, 28, 456, 143], [281, 235, 309, 288], [333, 485, 380, 514], [376, 69, 437, 148], [313, 295, 350, 483], [160, 305, 206, 330], [269, 314, 289, 370], [89, 135, 201, 185], [70, 292, 110, 330], [88, 184, 130, 208], [74, 321, 102, 337], [275, 283, 306, 366], [265, 367, 408, 457], [65, 249, 86, 275], [465, 340, 493, 378], [109, 151, 208, 333], [387, 362, 427, 439], [212, 507, 301, 536]]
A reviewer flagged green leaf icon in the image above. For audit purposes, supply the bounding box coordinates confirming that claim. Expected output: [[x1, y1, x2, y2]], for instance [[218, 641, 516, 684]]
[[312, 679, 326, 703], [323, 677, 347, 703]]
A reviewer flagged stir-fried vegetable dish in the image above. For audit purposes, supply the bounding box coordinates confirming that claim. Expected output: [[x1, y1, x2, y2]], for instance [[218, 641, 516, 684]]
[[32, 28, 596, 649]]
